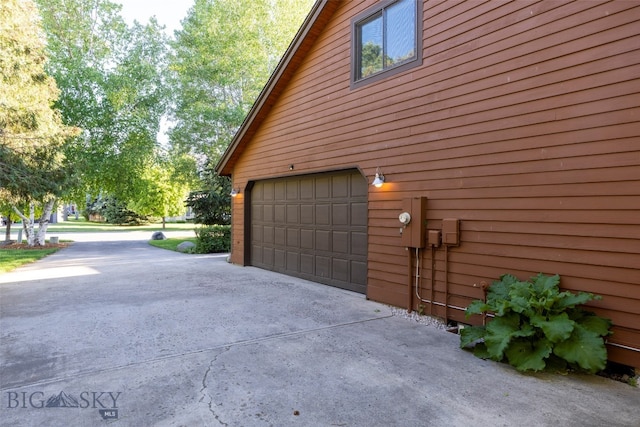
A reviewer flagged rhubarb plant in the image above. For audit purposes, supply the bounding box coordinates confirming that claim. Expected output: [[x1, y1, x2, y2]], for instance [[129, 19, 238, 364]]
[[460, 273, 611, 373]]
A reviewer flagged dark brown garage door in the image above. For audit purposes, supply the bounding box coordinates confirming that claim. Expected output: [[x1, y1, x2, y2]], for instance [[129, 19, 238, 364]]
[[250, 169, 368, 293]]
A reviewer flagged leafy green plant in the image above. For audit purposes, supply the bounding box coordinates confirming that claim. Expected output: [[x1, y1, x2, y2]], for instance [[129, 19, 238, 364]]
[[194, 225, 231, 253], [460, 273, 611, 373]]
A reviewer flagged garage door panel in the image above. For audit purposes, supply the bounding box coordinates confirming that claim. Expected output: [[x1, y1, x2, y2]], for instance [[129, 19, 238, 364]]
[[286, 251, 299, 271], [264, 205, 273, 222], [352, 174, 368, 197], [351, 261, 367, 285], [287, 181, 298, 199], [351, 231, 367, 255], [275, 181, 286, 200], [264, 182, 274, 200], [251, 170, 367, 294], [301, 205, 314, 223], [301, 179, 314, 199], [301, 254, 314, 274], [332, 231, 348, 254], [316, 230, 331, 251], [315, 177, 330, 198], [333, 258, 349, 282], [274, 249, 285, 268], [332, 175, 349, 198], [287, 228, 299, 248], [275, 205, 285, 222], [316, 204, 330, 225], [301, 229, 314, 249], [332, 203, 349, 225], [263, 226, 274, 244], [263, 247, 274, 265], [352, 202, 367, 226], [316, 256, 330, 278]]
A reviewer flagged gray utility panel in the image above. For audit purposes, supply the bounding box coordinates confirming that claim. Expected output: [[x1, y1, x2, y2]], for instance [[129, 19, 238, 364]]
[[250, 169, 368, 293]]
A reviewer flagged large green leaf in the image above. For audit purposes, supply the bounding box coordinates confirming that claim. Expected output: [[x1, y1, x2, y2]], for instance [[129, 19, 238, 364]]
[[554, 291, 596, 310], [459, 325, 486, 348], [572, 311, 612, 337], [465, 300, 489, 317], [531, 273, 560, 293], [505, 337, 553, 372], [507, 281, 531, 314], [553, 324, 608, 373], [530, 312, 575, 343], [484, 314, 522, 360], [472, 342, 491, 359], [486, 275, 516, 304]]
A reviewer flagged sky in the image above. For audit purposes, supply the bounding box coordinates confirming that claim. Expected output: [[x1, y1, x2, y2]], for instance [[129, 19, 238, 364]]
[[117, 0, 194, 35]]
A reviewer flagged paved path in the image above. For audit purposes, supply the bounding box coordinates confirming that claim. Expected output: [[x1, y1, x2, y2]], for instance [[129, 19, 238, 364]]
[[0, 233, 638, 426]]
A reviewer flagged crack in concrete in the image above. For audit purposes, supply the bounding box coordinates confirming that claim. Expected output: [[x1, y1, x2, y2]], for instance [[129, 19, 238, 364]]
[[1, 314, 393, 391], [199, 347, 231, 426]]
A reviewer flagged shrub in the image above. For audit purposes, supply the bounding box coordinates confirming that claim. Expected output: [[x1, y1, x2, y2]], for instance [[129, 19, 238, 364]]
[[194, 225, 231, 253], [460, 273, 611, 373]]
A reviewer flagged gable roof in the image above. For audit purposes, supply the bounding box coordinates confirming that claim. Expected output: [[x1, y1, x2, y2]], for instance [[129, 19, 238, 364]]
[[215, 0, 339, 176]]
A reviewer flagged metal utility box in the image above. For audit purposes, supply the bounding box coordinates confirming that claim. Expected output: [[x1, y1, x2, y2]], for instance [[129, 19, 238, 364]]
[[442, 218, 460, 246]]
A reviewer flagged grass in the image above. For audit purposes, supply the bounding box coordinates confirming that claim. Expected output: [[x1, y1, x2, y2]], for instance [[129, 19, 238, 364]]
[[0, 245, 60, 273], [0, 219, 198, 273], [148, 237, 197, 252], [44, 218, 196, 233]]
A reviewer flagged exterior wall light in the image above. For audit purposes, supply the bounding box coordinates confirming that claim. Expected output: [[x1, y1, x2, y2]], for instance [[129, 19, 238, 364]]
[[372, 168, 385, 188], [230, 188, 240, 197]]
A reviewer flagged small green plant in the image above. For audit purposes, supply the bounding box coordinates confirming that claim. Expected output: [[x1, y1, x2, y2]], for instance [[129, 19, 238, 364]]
[[194, 225, 231, 253], [460, 273, 611, 373]]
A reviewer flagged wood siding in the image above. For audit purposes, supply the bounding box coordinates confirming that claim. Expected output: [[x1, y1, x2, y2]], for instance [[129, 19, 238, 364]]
[[226, 0, 640, 368]]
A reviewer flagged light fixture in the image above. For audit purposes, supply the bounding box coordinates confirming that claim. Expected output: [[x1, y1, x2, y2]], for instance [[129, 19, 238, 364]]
[[230, 188, 240, 197], [372, 167, 385, 188]]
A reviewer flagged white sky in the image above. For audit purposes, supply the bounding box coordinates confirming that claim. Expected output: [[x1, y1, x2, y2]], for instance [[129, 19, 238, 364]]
[[117, 0, 194, 35]]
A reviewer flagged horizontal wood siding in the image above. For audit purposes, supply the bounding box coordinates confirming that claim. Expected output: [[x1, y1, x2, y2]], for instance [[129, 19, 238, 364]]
[[229, 0, 640, 368]]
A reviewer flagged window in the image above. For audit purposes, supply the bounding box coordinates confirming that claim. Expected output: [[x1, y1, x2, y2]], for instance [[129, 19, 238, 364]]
[[352, 0, 421, 88]]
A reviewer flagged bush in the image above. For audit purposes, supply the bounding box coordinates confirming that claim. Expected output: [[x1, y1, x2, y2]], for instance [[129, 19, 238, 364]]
[[460, 273, 611, 373], [194, 225, 231, 253]]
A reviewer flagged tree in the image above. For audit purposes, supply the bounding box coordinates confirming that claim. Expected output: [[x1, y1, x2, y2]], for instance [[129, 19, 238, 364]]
[[128, 151, 198, 228], [185, 164, 231, 225], [169, 0, 314, 165], [35, 0, 180, 215], [0, 0, 79, 246]]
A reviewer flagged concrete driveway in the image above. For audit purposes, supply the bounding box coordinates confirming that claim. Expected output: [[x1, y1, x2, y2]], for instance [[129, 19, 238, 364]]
[[0, 233, 637, 427]]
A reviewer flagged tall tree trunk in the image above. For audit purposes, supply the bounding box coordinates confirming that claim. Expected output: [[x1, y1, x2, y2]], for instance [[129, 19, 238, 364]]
[[3, 211, 11, 242], [12, 204, 35, 246], [36, 198, 55, 245]]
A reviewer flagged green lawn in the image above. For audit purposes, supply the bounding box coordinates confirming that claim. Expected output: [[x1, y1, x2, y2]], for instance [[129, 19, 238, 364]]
[[0, 247, 59, 274], [148, 237, 198, 252], [0, 219, 197, 273], [46, 218, 196, 233]]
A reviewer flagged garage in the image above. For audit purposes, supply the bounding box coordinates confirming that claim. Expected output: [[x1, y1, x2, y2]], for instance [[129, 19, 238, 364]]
[[249, 169, 368, 293]]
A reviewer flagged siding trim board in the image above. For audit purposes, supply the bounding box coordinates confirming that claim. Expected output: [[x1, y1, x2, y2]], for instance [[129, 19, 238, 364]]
[[217, 1, 640, 369]]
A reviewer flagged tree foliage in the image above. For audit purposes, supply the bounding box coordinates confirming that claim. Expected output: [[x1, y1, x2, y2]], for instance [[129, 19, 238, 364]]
[[35, 0, 181, 212], [185, 165, 231, 225], [0, 0, 79, 245], [169, 0, 314, 165]]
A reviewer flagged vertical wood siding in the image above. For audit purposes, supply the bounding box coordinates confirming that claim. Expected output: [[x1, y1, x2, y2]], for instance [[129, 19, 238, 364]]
[[229, 0, 640, 368]]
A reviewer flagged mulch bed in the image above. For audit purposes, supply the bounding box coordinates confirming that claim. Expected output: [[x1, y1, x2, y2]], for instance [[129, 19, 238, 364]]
[[0, 242, 69, 250]]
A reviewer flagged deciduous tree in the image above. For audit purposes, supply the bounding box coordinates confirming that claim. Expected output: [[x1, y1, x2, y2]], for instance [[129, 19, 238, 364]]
[[0, 0, 79, 245]]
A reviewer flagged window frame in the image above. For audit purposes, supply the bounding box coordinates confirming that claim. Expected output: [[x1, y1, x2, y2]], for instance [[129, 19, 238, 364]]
[[351, 0, 423, 90]]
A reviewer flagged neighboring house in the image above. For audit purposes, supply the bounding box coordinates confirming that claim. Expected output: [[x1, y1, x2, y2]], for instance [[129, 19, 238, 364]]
[[216, 0, 640, 369]]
